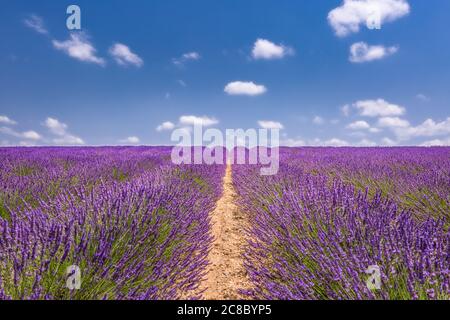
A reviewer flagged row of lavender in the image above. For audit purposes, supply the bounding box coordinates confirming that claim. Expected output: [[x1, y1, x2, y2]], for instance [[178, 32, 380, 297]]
[[0, 147, 225, 299], [234, 148, 450, 300]]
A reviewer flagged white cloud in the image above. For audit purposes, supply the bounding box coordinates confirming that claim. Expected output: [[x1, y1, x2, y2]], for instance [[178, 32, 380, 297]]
[[324, 138, 350, 147], [346, 120, 382, 133], [0, 127, 19, 137], [0, 127, 42, 141], [369, 127, 382, 133], [308, 137, 351, 147], [281, 138, 306, 147], [313, 116, 325, 125], [258, 120, 284, 130], [52, 33, 105, 66], [156, 116, 218, 133], [377, 116, 410, 128], [328, 0, 410, 37], [282, 136, 396, 147], [19, 141, 37, 147], [22, 131, 42, 141], [353, 99, 405, 117], [24, 14, 48, 35], [172, 52, 201, 66], [53, 135, 84, 145], [381, 137, 397, 146], [179, 115, 218, 127], [347, 120, 371, 130], [44, 117, 67, 136], [224, 81, 267, 96], [356, 138, 377, 146], [119, 136, 140, 144], [0, 115, 17, 125], [156, 121, 175, 132], [393, 118, 450, 140], [182, 52, 200, 60], [44, 117, 84, 145], [420, 138, 450, 147], [109, 43, 143, 67], [349, 42, 398, 63], [252, 39, 294, 60]]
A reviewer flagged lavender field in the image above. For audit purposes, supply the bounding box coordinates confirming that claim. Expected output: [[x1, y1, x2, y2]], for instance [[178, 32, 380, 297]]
[[0, 147, 449, 300], [234, 147, 450, 300], [0, 147, 225, 299]]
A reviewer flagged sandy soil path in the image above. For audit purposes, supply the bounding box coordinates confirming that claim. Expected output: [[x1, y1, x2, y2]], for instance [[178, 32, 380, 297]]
[[200, 164, 251, 300]]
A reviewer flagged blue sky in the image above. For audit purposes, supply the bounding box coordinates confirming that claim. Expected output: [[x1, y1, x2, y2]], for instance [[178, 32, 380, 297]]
[[1, 0, 449, 146]]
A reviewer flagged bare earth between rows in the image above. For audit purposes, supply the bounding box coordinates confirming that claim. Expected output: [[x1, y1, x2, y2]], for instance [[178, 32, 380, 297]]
[[199, 164, 251, 300]]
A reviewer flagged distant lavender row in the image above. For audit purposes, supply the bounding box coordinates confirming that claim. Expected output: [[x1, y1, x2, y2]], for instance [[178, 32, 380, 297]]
[[0, 147, 225, 300], [234, 147, 450, 300]]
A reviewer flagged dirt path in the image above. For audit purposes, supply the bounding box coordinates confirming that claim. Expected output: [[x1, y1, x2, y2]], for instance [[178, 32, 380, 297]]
[[200, 163, 251, 300]]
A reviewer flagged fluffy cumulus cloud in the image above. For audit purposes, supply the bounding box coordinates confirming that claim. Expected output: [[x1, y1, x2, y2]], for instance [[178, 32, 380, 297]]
[[22, 131, 42, 141], [44, 117, 84, 145], [119, 136, 140, 144], [109, 43, 143, 67], [0, 116, 43, 144], [0, 115, 17, 125], [340, 98, 450, 145], [370, 116, 450, 145], [52, 33, 105, 66], [0, 127, 42, 141], [393, 118, 450, 141], [252, 39, 294, 60], [347, 120, 371, 130], [258, 120, 284, 130], [353, 99, 405, 117], [23, 14, 48, 35], [377, 116, 410, 128], [349, 42, 398, 63], [44, 117, 67, 136], [328, 0, 410, 37], [172, 52, 201, 66], [179, 115, 218, 127], [156, 121, 175, 132], [224, 81, 267, 96]]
